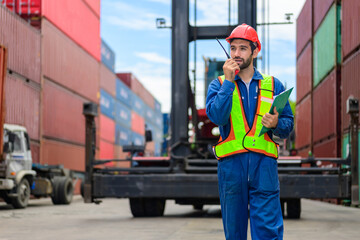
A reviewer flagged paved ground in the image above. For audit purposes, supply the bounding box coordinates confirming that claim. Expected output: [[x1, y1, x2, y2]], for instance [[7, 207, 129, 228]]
[[0, 196, 360, 240]]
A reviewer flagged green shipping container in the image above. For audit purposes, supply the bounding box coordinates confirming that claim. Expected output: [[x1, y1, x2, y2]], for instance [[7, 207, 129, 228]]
[[313, 4, 341, 87]]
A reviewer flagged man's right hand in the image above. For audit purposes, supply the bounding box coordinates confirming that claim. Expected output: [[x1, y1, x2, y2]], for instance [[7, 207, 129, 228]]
[[223, 59, 240, 82]]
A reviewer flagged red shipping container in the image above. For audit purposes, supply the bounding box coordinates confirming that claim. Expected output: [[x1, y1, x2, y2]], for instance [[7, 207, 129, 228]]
[[342, 49, 360, 131], [295, 95, 312, 149], [83, 0, 100, 18], [145, 141, 155, 156], [41, 139, 84, 171], [297, 146, 311, 158], [313, 136, 337, 158], [99, 139, 114, 161], [100, 63, 116, 97], [131, 111, 145, 135], [5, 74, 40, 140], [30, 141, 40, 164], [41, 0, 100, 61], [313, 0, 334, 33], [0, 4, 41, 82], [296, 0, 312, 57], [296, 41, 312, 103], [42, 19, 99, 103], [100, 114, 115, 143], [114, 145, 131, 168], [313, 69, 337, 143], [42, 79, 85, 144], [116, 73, 132, 88], [342, 0, 360, 60]]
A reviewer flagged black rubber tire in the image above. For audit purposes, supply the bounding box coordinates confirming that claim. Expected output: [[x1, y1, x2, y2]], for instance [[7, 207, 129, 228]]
[[193, 204, 204, 210], [287, 199, 301, 219], [130, 198, 166, 217], [11, 178, 30, 209], [51, 176, 73, 205]]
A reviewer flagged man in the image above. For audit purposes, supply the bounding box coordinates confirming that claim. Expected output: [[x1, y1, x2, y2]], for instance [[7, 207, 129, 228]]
[[206, 24, 294, 240]]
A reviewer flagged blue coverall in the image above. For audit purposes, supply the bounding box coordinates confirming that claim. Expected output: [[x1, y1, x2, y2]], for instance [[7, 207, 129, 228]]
[[206, 68, 294, 240]]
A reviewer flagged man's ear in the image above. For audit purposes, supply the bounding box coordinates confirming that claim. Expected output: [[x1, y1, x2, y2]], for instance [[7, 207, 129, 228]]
[[252, 47, 259, 58]]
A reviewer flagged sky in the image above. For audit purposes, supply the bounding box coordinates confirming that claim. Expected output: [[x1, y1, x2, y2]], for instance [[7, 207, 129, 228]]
[[100, 0, 306, 113]]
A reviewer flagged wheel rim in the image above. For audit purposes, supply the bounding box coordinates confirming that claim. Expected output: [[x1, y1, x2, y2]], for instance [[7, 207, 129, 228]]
[[19, 180, 30, 204]]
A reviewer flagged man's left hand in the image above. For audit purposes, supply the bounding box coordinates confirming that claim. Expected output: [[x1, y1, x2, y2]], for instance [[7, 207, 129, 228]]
[[262, 107, 279, 129]]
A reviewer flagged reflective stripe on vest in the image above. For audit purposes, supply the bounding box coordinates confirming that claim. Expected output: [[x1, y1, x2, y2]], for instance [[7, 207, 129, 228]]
[[213, 74, 278, 159]]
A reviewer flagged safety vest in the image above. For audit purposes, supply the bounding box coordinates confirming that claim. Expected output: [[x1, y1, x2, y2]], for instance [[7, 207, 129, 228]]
[[213, 74, 278, 159]]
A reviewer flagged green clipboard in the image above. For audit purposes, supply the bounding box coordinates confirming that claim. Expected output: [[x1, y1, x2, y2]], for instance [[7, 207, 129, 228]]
[[258, 87, 293, 137]]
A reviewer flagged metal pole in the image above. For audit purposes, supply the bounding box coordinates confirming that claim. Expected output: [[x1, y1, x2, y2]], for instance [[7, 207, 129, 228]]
[[349, 98, 359, 205]]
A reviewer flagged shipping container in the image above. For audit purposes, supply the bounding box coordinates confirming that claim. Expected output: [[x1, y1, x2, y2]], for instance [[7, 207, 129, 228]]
[[131, 93, 145, 116], [342, 0, 360, 60], [297, 147, 311, 158], [154, 99, 161, 114], [42, 19, 99, 102], [0, 5, 41, 82], [313, 0, 334, 33], [313, 69, 337, 143], [163, 113, 170, 137], [5, 73, 40, 140], [116, 78, 132, 108], [115, 100, 131, 128], [313, 136, 338, 158], [116, 73, 132, 88], [132, 132, 145, 146], [145, 141, 155, 156], [144, 106, 155, 124], [155, 142, 162, 156], [131, 111, 145, 135], [130, 76, 155, 109], [83, 0, 100, 18], [100, 63, 116, 97], [313, 3, 341, 87], [114, 145, 131, 167], [115, 124, 132, 146], [154, 112, 163, 130], [100, 89, 115, 120], [342, 131, 360, 160], [99, 139, 114, 161], [101, 40, 115, 72], [295, 95, 312, 149], [30, 141, 40, 164], [342, 49, 360, 131], [41, 139, 84, 171], [296, 41, 312, 103], [100, 114, 115, 143], [296, 0, 312, 57], [42, 0, 100, 61], [42, 80, 86, 144], [2, 0, 41, 27]]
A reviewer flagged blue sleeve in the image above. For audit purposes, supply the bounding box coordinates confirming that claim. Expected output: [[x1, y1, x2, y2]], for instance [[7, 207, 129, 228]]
[[206, 78, 235, 126], [271, 78, 294, 139]]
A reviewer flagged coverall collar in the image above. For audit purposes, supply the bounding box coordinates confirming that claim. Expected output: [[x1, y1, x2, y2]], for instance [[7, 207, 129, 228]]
[[234, 67, 263, 83]]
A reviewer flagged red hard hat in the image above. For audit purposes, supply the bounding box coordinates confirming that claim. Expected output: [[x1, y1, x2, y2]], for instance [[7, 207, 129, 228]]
[[226, 23, 261, 51]]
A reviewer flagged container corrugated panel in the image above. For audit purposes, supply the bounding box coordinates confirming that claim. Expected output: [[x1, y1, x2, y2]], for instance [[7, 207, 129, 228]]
[[298, 147, 311, 158], [163, 113, 170, 135], [131, 111, 145, 135], [115, 100, 131, 128], [42, 80, 85, 144], [0, 5, 41, 82], [41, 139, 84, 171], [116, 73, 131, 88], [313, 69, 337, 143], [115, 124, 132, 146], [99, 139, 114, 161], [313, 0, 334, 33], [100, 89, 115, 120], [83, 0, 100, 18], [5, 74, 40, 140], [144, 105, 155, 124], [145, 141, 155, 156], [313, 136, 337, 157], [154, 99, 161, 114], [116, 78, 132, 108], [313, 4, 338, 87], [100, 114, 115, 143], [101, 40, 115, 72], [342, 49, 360, 131], [114, 145, 131, 167], [295, 95, 312, 149], [132, 132, 145, 146], [42, 19, 99, 102], [342, 0, 360, 60], [296, 0, 312, 57], [154, 112, 163, 130], [296, 41, 312, 103], [42, 0, 100, 61], [131, 93, 145, 116], [130, 75, 155, 109], [341, 131, 360, 159], [155, 142, 161, 156], [30, 141, 40, 164], [100, 64, 116, 97]]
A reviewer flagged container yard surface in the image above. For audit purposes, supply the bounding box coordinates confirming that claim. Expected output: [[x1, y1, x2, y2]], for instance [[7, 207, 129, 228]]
[[1, 197, 360, 240]]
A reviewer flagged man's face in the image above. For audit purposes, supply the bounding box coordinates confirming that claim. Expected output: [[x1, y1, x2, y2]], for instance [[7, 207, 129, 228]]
[[230, 39, 258, 69]]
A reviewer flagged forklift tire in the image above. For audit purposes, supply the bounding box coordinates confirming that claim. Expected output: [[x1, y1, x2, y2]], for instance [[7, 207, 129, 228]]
[[130, 198, 166, 217], [51, 176, 73, 205], [12, 178, 30, 209], [287, 199, 301, 219]]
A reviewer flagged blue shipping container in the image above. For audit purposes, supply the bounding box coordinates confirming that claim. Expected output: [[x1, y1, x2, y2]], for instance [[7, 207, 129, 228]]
[[100, 89, 115, 120], [144, 105, 155, 124], [115, 124, 132, 146], [154, 112, 163, 130], [101, 39, 115, 72], [154, 99, 161, 114], [116, 78, 132, 107], [163, 113, 170, 136], [155, 142, 161, 156], [115, 100, 132, 128], [132, 132, 145, 146], [131, 94, 145, 116]]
